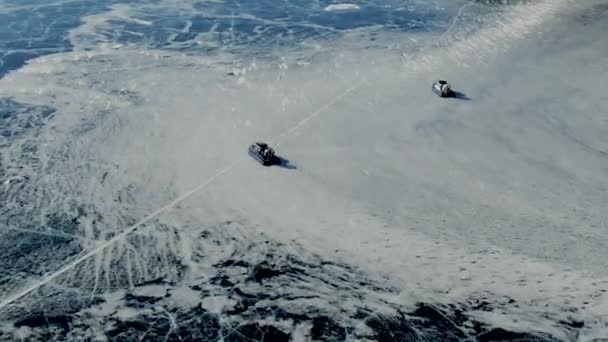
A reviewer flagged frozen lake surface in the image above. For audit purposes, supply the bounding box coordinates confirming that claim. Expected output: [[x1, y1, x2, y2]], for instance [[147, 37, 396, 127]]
[[1, 0, 608, 340]]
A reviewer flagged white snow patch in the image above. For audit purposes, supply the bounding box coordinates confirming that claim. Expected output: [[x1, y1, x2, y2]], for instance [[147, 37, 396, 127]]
[[324, 3, 361, 12], [11, 326, 33, 340], [201, 296, 237, 314], [132, 285, 166, 298], [170, 286, 203, 309], [114, 307, 140, 321], [291, 323, 312, 342]]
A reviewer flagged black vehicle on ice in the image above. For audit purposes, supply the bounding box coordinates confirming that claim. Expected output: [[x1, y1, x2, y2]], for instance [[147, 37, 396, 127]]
[[248, 141, 276, 166]]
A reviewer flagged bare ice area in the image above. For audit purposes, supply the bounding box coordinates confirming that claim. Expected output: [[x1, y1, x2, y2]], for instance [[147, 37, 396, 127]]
[[0, 0, 608, 341]]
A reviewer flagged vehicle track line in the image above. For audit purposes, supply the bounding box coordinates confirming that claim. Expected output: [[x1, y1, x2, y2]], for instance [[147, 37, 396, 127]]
[[0, 78, 367, 310]]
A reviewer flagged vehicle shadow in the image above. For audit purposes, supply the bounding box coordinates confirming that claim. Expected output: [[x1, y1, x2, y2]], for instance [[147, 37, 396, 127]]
[[273, 156, 297, 170], [451, 91, 471, 100]]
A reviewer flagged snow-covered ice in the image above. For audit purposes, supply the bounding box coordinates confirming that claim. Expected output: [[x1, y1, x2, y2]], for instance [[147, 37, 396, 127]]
[[1, 0, 607, 340], [324, 4, 361, 12]]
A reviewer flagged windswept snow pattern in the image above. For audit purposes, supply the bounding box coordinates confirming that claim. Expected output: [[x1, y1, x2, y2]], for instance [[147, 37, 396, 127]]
[[1, 0, 608, 341]]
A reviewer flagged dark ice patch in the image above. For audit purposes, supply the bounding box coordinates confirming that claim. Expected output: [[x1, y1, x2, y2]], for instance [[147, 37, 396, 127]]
[[0, 236, 583, 341], [138, 277, 168, 286], [477, 328, 558, 341], [106, 305, 222, 342], [409, 304, 468, 338], [0, 1, 109, 77], [225, 323, 290, 342], [310, 316, 350, 341], [44, 212, 82, 236], [0, 98, 55, 139], [218, 259, 250, 268], [123, 293, 164, 307], [361, 303, 566, 342], [224, 287, 271, 315], [248, 260, 288, 283], [15, 314, 72, 332], [210, 274, 235, 288], [474, 0, 531, 5], [98, 0, 449, 55], [0, 51, 41, 78], [105, 319, 150, 339], [0, 232, 80, 288], [254, 305, 312, 323], [366, 312, 418, 342]]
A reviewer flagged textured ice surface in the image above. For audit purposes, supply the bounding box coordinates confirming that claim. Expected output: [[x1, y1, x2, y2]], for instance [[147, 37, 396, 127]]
[[1, 0, 608, 341]]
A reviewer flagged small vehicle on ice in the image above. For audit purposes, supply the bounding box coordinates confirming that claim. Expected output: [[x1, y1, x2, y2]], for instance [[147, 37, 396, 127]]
[[432, 80, 454, 98], [248, 141, 276, 166]]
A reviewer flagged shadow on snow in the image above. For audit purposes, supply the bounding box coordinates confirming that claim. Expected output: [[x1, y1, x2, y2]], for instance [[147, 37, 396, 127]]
[[451, 91, 471, 100], [273, 156, 297, 170]]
